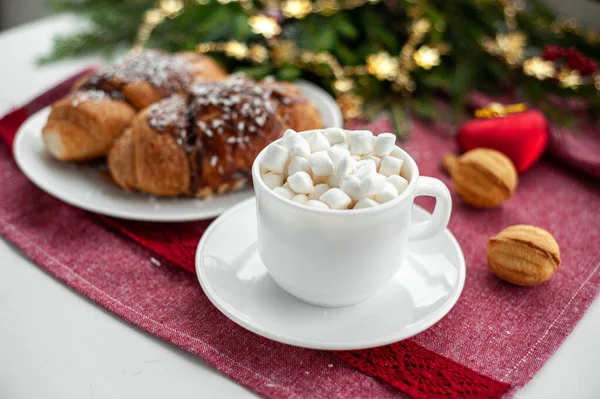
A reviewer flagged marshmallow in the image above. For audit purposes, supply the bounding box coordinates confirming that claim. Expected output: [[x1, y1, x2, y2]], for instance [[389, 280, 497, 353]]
[[306, 199, 330, 210], [375, 182, 399, 203], [336, 155, 357, 177], [356, 159, 377, 170], [348, 130, 373, 155], [333, 142, 349, 151], [390, 145, 403, 159], [261, 129, 414, 211], [283, 129, 296, 138], [262, 172, 283, 190], [309, 183, 330, 200], [362, 154, 382, 169], [308, 151, 335, 177], [287, 171, 314, 194], [373, 133, 396, 157], [379, 156, 404, 177], [283, 130, 311, 158], [262, 144, 289, 174], [355, 159, 377, 180], [273, 186, 294, 200], [323, 127, 347, 145], [288, 156, 311, 176], [312, 175, 329, 185], [387, 175, 409, 194], [327, 174, 342, 189], [360, 173, 386, 195], [291, 194, 309, 204], [328, 156, 357, 187], [339, 175, 362, 201], [327, 147, 351, 167], [354, 198, 380, 209], [320, 188, 352, 210], [303, 130, 330, 152]]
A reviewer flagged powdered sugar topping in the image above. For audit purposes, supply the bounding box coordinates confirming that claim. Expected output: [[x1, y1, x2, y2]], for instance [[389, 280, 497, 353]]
[[85, 50, 193, 93], [147, 95, 190, 145], [190, 74, 279, 140], [71, 90, 109, 107]]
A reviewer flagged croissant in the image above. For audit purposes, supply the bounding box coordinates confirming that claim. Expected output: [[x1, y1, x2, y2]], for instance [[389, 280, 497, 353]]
[[108, 75, 322, 197], [77, 50, 226, 109], [43, 50, 227, 161], [178, 52, 228, 84], [43, 91, 137, 161], [109, 95, 193, 195], [262, 80, 323, 132]]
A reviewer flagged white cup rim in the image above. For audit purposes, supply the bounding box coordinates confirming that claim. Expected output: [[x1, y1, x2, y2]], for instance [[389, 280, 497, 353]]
[[251, 133, 420, 216]]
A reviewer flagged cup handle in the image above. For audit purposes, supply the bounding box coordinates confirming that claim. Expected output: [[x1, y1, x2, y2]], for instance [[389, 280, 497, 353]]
[[408, 176, 452, 241]]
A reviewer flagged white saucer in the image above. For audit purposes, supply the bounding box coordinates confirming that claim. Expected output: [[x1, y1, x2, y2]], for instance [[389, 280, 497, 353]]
[[13, 80, 342, 222], [196, 198, 466, 350]]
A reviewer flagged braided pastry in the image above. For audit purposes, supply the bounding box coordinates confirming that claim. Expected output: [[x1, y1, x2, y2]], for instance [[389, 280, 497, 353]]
[[108, 75, 323, 197]]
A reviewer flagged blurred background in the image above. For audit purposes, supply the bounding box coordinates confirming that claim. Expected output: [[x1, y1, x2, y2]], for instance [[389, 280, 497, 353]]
[[1, 0, 600, 31], [1, 0, 49, 30]]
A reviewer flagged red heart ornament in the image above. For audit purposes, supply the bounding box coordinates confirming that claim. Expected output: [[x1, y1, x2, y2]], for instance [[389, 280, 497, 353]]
[[457, 110, 549, 173]]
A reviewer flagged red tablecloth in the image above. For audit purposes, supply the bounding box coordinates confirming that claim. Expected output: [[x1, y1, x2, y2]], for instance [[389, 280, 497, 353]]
[[1, 71, 599, 399]]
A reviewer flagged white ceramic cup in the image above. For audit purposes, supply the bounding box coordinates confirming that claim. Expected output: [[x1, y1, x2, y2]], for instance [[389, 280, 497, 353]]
[[252, 139, 452, 307]]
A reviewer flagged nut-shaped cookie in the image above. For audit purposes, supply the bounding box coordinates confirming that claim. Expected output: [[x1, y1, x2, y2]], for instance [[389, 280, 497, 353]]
[[487, 225, 561, 286]]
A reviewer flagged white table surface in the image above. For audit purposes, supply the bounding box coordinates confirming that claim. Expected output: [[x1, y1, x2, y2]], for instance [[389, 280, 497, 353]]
[[0, 14, 599, 399]]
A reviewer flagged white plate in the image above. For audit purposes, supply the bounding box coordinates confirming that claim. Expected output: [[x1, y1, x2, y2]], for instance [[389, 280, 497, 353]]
[[13, 80, 342, 222], [196, 198, 466, 350]]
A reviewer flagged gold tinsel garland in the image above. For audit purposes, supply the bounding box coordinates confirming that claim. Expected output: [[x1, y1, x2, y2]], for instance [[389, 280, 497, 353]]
[[479, 1, 598, 90], [133, 0, 441, 118], [133, 0, 600, 119]]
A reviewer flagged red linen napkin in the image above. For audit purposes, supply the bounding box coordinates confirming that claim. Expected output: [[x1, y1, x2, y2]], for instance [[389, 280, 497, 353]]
[[1, 70, 599, 399]]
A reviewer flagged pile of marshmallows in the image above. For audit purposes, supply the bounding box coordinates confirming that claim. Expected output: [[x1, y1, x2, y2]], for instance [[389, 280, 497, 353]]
[[259, 128, 410, 210]]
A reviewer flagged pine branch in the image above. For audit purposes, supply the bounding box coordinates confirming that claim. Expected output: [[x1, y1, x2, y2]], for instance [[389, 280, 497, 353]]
[[39, 0, 600, 122]]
